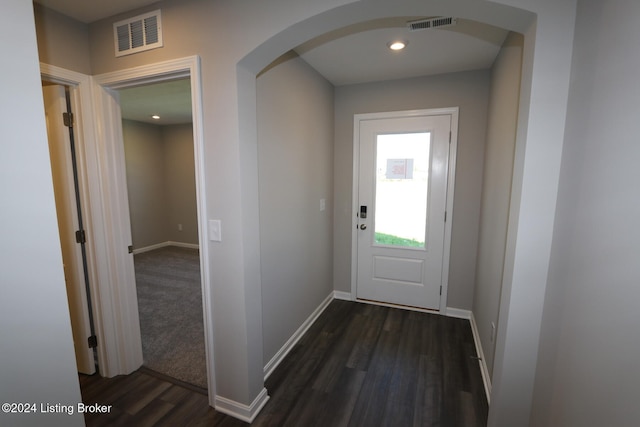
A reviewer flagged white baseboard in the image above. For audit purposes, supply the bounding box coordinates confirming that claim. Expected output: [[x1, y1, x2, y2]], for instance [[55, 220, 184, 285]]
[[445, 307, 472, 319], [168, 241, 199, 250], [445, 307, 491, 403], [132, 241, 168, 254], [333, 290, 353, 301], [132, 241, 199, 254], [263, 292, 335, 380], [214, 387, 269, 423], [469, 312, 492, 403]]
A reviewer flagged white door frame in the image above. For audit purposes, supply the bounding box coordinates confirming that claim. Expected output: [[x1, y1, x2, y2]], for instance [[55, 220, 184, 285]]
[[91, 56, 215, 402], [42, 62, 146, 379], [42, 83, 96, 374], [42, 57, 216, 404], [351, 108, 459, 312], [40, 64, 103, 373]]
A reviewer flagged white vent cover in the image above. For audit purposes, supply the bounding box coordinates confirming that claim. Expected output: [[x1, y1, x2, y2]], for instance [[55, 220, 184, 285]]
[[407, 17, 457, 32], [114, 10, 163, 57]]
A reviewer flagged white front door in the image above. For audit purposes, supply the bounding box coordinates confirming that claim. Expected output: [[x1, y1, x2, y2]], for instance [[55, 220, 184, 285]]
[[355, 109, 455, 310], [43, 84, 96, 374]]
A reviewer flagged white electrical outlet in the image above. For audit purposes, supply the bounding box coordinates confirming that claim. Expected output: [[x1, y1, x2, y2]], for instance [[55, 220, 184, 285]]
[[178, 223, 183, 231], [209, 219, 222, 242], [320, 198, 326, 211]]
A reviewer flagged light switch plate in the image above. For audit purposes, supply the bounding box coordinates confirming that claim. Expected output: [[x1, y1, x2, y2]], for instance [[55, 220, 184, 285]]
[[209, 219, 222, 242]]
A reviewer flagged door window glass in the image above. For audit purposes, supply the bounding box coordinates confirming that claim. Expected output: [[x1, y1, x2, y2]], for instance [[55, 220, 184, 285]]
[[374, 132, 430, 248]]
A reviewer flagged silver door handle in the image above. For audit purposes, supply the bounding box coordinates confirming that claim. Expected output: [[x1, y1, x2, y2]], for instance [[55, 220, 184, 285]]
[[360, 224, 367, 230]]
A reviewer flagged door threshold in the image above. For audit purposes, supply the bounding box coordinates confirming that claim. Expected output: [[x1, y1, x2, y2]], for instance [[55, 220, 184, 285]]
[[355, 298, 441, 315], [139, 366, 208, 395]]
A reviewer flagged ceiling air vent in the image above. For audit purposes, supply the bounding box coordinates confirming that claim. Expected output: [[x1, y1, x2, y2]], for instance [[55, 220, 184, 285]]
[[407, 17, 458, 32], [114, 10, 163, 57]]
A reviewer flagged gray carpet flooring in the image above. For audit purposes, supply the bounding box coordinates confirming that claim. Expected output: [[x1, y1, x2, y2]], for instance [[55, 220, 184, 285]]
[[134, 245, 207, 389]]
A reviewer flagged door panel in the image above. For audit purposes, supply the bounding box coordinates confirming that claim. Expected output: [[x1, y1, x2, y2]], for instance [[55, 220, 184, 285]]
[[356, 112, 451, 310], [43, 84, 96, 374]]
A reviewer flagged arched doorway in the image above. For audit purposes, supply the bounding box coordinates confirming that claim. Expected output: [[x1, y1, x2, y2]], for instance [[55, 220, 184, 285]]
[[230, 2, 535, 424]]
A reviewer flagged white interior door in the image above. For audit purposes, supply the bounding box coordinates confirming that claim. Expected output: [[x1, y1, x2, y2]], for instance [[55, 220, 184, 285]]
[[43, 84, 96, 374], [355, 111, 453, 310]]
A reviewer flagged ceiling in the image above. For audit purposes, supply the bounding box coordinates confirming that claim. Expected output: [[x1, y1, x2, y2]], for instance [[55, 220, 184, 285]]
[[296, 17, 507, 86], [35, 1, 509, 124], [119, 79, 192, 125], [35, 0, 159, 24]]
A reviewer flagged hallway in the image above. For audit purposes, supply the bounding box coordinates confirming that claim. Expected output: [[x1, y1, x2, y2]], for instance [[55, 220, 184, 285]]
[[80, 300, 487, 426]]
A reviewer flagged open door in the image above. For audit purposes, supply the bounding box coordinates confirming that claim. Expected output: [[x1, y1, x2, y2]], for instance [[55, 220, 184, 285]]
[[42, 84, 96, 374]]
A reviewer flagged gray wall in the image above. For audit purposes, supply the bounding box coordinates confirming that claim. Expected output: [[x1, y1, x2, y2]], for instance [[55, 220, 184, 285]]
[[531, 0, 640, 425], [163, 124, 199, 244], [333, 70, 490, 310], [473, 32, 523, 376], [257, 54, 334, 365], [0, 1, 84, 426], [34, 3, 91, 74], [123, 120, 166, 248], [123, 120, 198, 249]]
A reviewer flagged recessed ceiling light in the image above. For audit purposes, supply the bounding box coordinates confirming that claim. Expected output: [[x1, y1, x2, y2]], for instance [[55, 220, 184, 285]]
[[151, 115, 160, 120], [388, 40, 407, 51]]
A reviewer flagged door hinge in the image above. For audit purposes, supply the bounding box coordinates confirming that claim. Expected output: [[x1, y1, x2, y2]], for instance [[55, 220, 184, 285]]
[[449, 131, 451, 143], [440, 286, 442, 296], [88, 335, 98, 349], [63, 112, 74, 128], [75, 229, 86, 244], [444, 211, 447, 222]]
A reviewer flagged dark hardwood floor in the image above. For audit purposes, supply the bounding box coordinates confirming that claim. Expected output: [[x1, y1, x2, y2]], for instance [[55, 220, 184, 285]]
[[79, 300, 488, 426]]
